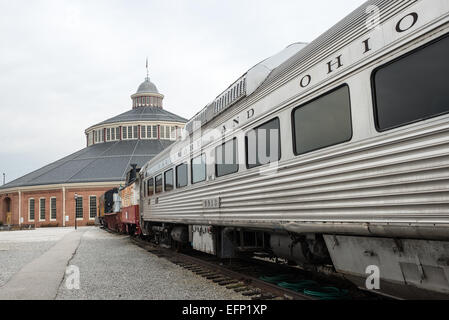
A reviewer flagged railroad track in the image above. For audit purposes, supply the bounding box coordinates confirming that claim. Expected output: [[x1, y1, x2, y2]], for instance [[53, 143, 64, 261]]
[[129, 236, 381, 301]]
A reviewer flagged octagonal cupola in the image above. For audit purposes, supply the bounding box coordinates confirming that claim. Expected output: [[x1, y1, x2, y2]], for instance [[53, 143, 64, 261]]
[[131, 75, 164, 109]]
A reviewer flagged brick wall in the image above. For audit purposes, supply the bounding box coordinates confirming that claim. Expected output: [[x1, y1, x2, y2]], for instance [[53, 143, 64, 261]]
[[0, 185, 116, 228]]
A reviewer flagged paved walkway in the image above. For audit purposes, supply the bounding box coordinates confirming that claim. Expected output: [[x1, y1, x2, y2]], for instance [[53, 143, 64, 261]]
[[0, 229, 85, 300], [0, 227, 246, 300]]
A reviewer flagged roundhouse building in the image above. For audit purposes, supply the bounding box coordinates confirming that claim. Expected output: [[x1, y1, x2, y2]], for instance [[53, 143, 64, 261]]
[[0, 74, 187, 228]]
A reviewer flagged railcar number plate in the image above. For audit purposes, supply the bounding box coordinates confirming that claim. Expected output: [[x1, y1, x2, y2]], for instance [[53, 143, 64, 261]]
[[202, 197, 221, 209]]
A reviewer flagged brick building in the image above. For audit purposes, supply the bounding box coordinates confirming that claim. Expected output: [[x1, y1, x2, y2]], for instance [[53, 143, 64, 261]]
[[0, 73, 187, 228]]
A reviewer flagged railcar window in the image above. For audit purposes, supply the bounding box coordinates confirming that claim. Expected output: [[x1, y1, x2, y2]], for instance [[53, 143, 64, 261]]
[[164, 169, 174, 192], [246, 118, 281, 169], [216, 138, 239, 177], [147, 178, 154, 196], [155, 175, 163, 194], [176, 163, 188, 188], [292, 85, 352, 155], [373, 35, 449, 131], [191, 154, 206, 184]]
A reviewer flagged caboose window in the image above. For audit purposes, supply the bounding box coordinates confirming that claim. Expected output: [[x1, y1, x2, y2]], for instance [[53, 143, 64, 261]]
[[176, 163, 188, 188], [147, 178, 154, 196], [246, 118, 281, 169], [191, 154, 206, 184], [373, 34, 449, 131], [155, 175, 163, 194], [216, 138, 239, 177], [164, 169, 174, 192], [292, 85, 352, 155]]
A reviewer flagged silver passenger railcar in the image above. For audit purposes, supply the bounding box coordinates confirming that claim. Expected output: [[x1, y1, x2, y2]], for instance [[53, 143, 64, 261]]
[[139, 0, 449, 298]]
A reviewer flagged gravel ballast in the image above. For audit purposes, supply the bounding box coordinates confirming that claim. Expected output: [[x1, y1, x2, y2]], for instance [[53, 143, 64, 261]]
[[56, 227, 248, 300]]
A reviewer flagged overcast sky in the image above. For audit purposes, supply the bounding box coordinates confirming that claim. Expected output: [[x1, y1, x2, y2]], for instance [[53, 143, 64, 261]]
[[0, 0, 366, 183]]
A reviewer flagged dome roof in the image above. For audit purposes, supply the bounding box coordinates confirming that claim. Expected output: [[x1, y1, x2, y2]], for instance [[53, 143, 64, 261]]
[[0, 140, 174, 189], [91, 106, 187, 128], [137, 77, 159, 94]]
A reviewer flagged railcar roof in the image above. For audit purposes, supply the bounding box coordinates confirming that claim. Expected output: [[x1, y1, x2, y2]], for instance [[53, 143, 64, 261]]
[[257, 0, 416, 92]]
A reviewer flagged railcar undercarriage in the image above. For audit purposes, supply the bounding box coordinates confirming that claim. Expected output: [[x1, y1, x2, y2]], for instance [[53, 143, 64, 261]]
[[141, 220, 449, 299]]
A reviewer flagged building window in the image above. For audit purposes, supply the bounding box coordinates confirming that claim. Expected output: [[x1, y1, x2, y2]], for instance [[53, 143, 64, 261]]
[[176, 163, 188, 188], [116, 127, 120, 140], [147, 178, 154, 196], [89, 196, 97, 219], [106, 128, 111, 141], [152, 126, 158, 139], [160, 126, 165, 139], [29, 198, 35, 221], [216, 138, 239, 177], [373, 34, 449, 131], [147, 126, 152, 139], [50, 197, 57, 220], [170, 127, 176, 140], [191, 154, 206, 184], [246, 118, 281, 169], [164, 169, 174, 192], [292, 85, 352, 155], [40, 198, 46, 221], [155, 175, 163, 194], [76, 196, 83, 219], [141, 125, 146, 139], [111, 127, 115, 140], [122, 127, 127, 140], [133, 126, 138, 139]]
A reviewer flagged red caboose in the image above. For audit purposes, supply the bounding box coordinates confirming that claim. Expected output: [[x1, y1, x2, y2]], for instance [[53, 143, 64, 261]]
[[100, 164, 141, 235]]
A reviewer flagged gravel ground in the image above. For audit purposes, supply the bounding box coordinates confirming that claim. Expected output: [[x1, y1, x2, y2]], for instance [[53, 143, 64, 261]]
[[0, 228, 74, 287], [57, 228, 248, 300]]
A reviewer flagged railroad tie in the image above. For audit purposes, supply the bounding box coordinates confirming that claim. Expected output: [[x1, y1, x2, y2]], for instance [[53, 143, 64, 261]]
[[195, 270, 212, 275], [241, 289, 261, 297], [199, 272, 217, 277], [218, 280, 238, 286], [257, 293, 278, 300], [226, 283, 246, 289]]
